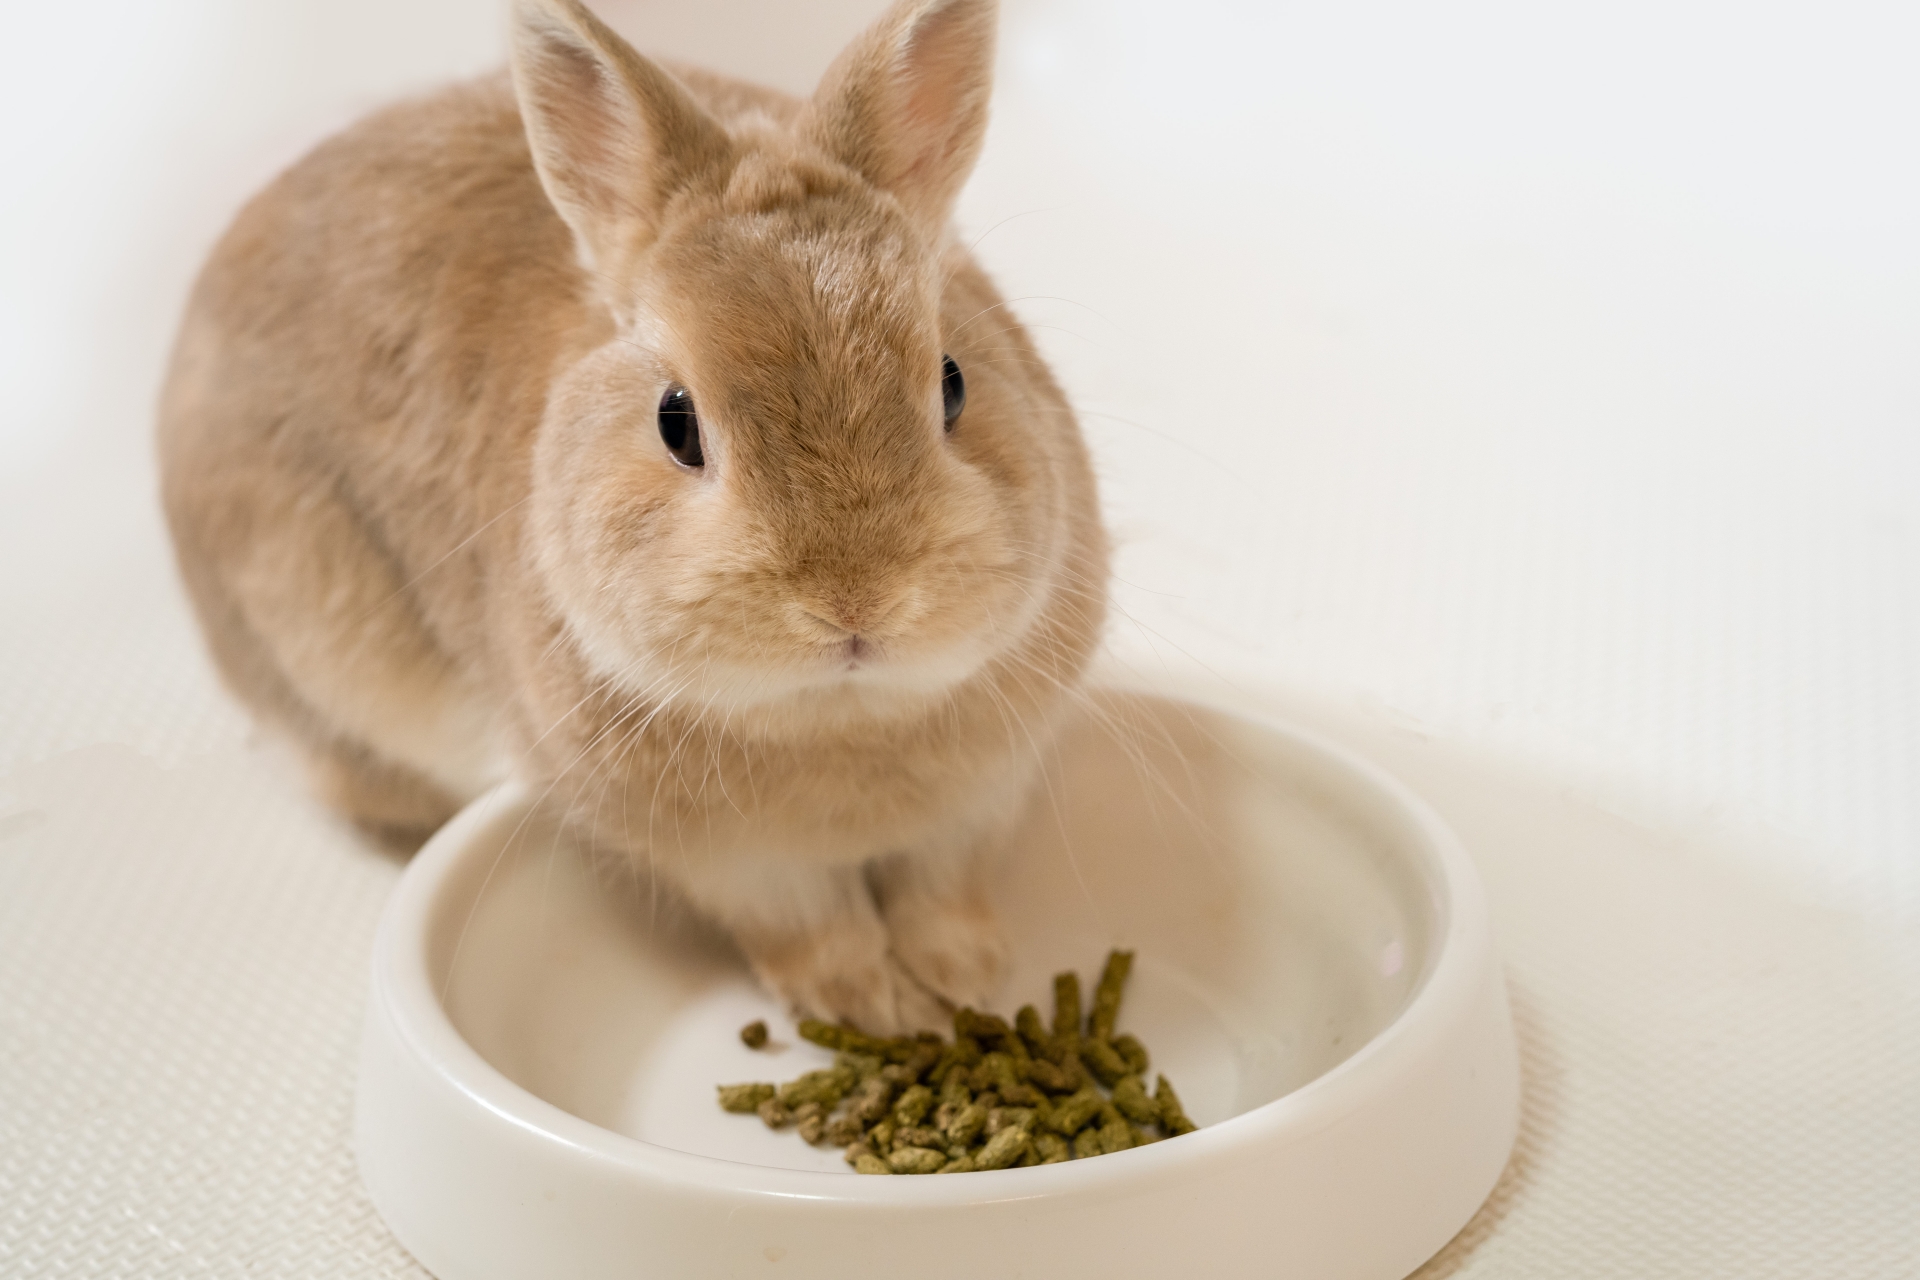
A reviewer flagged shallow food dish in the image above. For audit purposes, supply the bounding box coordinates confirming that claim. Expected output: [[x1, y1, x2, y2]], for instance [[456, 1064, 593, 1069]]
[[355, 686, 1519, 1279]]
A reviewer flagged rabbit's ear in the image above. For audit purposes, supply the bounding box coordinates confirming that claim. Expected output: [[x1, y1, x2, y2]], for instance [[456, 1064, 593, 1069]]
[[807, 0, 998, 231], [510, 0, 731, 276]]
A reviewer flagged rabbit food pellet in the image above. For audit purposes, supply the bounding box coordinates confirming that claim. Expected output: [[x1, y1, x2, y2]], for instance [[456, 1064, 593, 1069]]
[[716, 950, 1197, 1173]]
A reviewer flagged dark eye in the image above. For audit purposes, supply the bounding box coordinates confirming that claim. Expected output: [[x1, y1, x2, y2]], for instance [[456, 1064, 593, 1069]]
[[941, 354, 965, 430], [658, 385, 703, 467]]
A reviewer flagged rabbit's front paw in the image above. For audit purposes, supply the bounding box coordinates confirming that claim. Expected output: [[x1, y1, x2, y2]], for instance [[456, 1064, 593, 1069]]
[[882, 889, 1007, 1014], [740, 918, 947, 1036]]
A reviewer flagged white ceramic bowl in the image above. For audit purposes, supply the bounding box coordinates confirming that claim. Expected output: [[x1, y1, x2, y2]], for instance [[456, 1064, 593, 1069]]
[[355, 687, 1519, 1279]]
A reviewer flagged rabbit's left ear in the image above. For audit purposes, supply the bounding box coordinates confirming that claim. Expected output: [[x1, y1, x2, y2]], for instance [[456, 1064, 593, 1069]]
[[805, 0, 998, 232]]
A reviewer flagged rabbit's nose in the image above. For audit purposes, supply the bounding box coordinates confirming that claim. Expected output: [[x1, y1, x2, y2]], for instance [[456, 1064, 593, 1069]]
[[801, 585, 916, 639], [803, 599, 879, 636]]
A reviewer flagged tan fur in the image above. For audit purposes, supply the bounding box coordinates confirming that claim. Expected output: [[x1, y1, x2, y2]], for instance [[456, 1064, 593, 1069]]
[[158, 0, 1106, 1031]]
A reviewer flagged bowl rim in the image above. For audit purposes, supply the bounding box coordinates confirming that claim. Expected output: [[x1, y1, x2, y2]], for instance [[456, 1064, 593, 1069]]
[[368, 683, 1491, 1203]]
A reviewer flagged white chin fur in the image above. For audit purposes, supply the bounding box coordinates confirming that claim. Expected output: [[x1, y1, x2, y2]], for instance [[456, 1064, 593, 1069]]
[[569, 621, 998, 725], [684, 645, 994, 720]]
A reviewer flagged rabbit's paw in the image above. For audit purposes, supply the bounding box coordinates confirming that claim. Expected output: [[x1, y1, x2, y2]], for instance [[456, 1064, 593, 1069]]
[[882, 888, 1007, 1014], [741, 917, 947, 1036]]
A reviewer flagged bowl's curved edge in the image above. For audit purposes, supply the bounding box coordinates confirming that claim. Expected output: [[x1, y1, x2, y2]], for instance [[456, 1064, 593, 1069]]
[[354, 685, 1522, 1280]]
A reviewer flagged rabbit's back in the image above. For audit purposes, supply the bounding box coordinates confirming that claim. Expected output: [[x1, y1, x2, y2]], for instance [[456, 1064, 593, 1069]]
[[158, 73, 588, 836]]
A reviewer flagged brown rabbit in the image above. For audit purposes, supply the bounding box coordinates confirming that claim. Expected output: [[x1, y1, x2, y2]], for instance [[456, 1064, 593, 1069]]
[[158, 0, 1106, 1033]]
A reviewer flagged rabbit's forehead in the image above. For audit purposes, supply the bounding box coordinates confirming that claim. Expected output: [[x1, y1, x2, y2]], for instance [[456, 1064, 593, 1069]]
[[650, 210, 942, 410]]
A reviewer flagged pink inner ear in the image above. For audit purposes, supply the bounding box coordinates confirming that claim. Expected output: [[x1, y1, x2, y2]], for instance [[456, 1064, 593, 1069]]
[[527, 41, 635, 216], [901, 7, 971, 127], [894, 4, 989, 188]]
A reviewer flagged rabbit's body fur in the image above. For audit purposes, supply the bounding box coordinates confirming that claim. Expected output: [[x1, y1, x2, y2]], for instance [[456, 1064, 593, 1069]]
[[159, 0, 1106, 1031]]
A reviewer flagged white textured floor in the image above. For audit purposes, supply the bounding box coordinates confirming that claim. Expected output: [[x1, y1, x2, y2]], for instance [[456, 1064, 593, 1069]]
[[3, 1, 1916, 1276]]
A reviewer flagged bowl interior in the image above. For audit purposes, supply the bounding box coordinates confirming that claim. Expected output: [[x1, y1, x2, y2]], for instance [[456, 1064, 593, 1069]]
[[431, 690, 1442, 1173]]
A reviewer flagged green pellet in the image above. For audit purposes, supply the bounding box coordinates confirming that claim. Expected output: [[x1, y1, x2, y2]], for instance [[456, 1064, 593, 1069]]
[[846, 1075, 895, 1126], [778, 1066, 855, 1109], [756, 1097, 792, 1129], [938, 1068, 972, 1110], [955, 1008, 1014, 1051], [892, 1083, 933, 1128], [986, 1106, 1034, 1136], [1043, 1044, 1089, 1091], [951, 1034, 984, 1070], [801, 1018, 894, 1057], [1130, 1123, 1161, 1146], [1034, 1131, 1071, 1164], [717, 1082, 775, 1113], [944, 1101, 989, 1147], [1016, 1004, 1051, 1057], [997, 1081, 1044, 1108], [973, 1122, 1031, 1171], [824, 1114, 866, 1146], [796, 1018, 839, 1050], [1154, 1074, 1197, 1137], [895, 1125, 945, 1150], [896, 1039, 943, 1078], [972, 1052, 1022, 1095], [1088, 949, 1134, 1042], [888, 1146, 947, 1175], [740, 1020, 769, 1049], [837, 1050, 885, 1079], [1096, 1109, 1134, 1155], [937, 1154, 977, 1174], [853, 1153, 893, 1175], [926, 1043, 964, 1088], [867, 1118, 896, 1153], [1046, 1084, 1103, 1136], [1052, 972, 1082, 1040], [1111, 1073, 1159, 1126], [1081, 1037, 1130, 1088], [797, 1109, 828, 1145], [1113, 1033, 1149, 1076], [843, 1141, 874, 1165], [1025, 1057, 1074, 1094], [1071, 1128, 1102, 1160]]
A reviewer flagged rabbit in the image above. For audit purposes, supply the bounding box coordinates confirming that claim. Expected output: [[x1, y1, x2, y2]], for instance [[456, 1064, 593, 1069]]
[[157, 0, 1107, 1034]]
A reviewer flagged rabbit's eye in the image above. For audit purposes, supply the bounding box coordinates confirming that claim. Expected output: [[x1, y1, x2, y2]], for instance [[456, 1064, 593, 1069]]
[[941, 354, 965, 430], [658, 385, 703, 467]]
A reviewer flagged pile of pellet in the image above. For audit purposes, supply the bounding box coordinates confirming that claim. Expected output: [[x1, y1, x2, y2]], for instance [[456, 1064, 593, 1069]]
[[717, 950, 1196, 1174]]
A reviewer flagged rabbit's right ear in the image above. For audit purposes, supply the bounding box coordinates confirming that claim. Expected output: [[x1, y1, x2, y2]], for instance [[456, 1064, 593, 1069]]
[[510, 0, 731, 280], [806, 0, 998, 233]]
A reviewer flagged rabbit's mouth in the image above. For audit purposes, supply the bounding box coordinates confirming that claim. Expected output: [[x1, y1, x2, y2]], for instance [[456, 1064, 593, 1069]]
[[774, 632, 1001, 710]]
